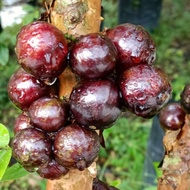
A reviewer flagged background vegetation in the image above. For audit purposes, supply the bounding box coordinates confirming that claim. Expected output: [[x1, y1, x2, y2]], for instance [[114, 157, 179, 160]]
[[1, 0, 190, 189]]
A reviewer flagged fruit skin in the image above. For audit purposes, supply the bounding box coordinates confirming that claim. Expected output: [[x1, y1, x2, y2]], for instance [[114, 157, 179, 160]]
[[92, 178, 110, 190], [180, 84, 190, 114], [118, 64, 172, 118], [7, 67, 48, 110], [28, 97, 68, 132], [15, 21, 68, 81], [106, 23, 156, 72], [69, 33, 117, 79], [12, 128, 52, 168], [54, 123, 100, 171], [37, 159, 69, 180], [159, 103, 185, 130], [14, 112, 33, 134], [70, 79, 122, 129]]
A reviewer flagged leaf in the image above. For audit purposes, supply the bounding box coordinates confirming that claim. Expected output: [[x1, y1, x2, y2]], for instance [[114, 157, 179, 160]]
[[1, 163, 30, 181], [0, 148, 12, 180], [0, 123, 10, 148], [153, 162, 163, 178], [0, 45, 9, 66]]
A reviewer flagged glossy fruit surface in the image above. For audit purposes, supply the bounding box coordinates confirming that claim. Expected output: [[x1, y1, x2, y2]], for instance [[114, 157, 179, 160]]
[[14, 112, 33, 134], [7, 67, 48, 110], [37, 159, 69, 180], [119, 64, 172, 118], [70, 79, 121, 129], [54, 123, 100, 171], [92, 178, 110, 190], [70, 33, 117, 79], [15, 21, 68, 81], [106, 23, 156, 71], [28, 97, 68, 132], [180, 84, 190, 114], [159, 103, 185, 130], [12, 128, 51, 168]]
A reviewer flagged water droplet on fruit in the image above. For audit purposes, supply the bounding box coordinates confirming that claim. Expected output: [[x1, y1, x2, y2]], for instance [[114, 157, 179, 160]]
[[43, 78, 57, 86], [136, 33, 143, 42], [131, 56, 140, 63]]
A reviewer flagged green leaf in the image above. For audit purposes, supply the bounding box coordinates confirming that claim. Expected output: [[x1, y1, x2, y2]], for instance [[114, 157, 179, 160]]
[[0, 45, 9, 66], [0, 148, 12, 180], [153, 161, 162, 178], [1, 163, 30, 181], [0, 124, 10, 148]]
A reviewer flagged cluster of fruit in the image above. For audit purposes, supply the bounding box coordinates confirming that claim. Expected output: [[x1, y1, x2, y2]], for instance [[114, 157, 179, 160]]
[[8, 20, 172, 181]]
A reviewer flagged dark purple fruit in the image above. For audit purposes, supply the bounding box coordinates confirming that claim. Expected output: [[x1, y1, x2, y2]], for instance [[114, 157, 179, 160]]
[[118, 64, 172, 118], [28, 97, 68, 132], [14, 112, 33, 134], [159, 103, 185, 130], [106, 23, 156, 72], [15, 21, 68, 82], [37, 159, 69, 180], [12, 128, 52, 168], [109, 186, 119, 190], [70, 79, 121, 130], [70, 33, 117, 79], [180, 84, 190, 114], [92, 178, 110, 190], [54, 123, 100, 171], [7, 67, 48, 110]]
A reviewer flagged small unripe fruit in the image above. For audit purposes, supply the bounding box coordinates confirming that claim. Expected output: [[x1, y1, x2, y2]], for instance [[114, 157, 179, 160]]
[[159, 103, 185, 130]]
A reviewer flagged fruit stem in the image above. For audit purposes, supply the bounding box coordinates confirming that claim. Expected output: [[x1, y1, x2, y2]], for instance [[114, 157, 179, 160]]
[[46, 0, 102, 190], [158, 115, 190, 189]]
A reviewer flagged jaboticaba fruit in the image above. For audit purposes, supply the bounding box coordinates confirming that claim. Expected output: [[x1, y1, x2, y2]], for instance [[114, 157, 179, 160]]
[[69, 79, 122, 130], [15, 21, 68, 82], [14, 112, 33, 134], [28, 97, 68, 132], [106, 23, 156, 72], [12, 128, 52, 168], [92, 178, 110, 190], [37, 159, 69, 180], [159, 102, 185, 130], [69, 33, 117, 79], [180, 84, 190, 114], [118, 64, 172, 118], [7, 67, 49, 110], [54, 123, 100, 171]]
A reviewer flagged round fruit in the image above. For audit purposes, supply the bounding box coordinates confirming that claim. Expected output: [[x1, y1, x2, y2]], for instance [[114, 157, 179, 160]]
[[12, 128, 52, 168], [15, 21, 68, 82], [70, 79, 121, 129], [109, 186, 119, 190], [92, 178, 110, 190], [159, 102, 185, 130], [69, 33, 117, 79], [54, 123, 100, 171], [7, 67, 48, 110], [37, 159, 69, 180], [118, 64, 172, 118], [14, 112, 33, 134], [28, 97, 68, 132], [180, 84, 190, 114], [106, 23, 156, 71]]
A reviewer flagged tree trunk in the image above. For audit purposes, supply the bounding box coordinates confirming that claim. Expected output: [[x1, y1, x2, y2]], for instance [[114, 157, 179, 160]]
[[158, 115, 190, 190], [46, 0, 102, 190]]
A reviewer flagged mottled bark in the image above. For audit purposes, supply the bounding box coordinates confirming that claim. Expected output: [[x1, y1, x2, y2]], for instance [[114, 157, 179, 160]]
[[158, 115, 190, 190], [46, 0, 102, 190]]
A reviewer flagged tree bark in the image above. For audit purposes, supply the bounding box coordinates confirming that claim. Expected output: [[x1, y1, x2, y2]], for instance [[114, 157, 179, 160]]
[[158, 115, 190, 190], [46, 0, 102, 190]]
